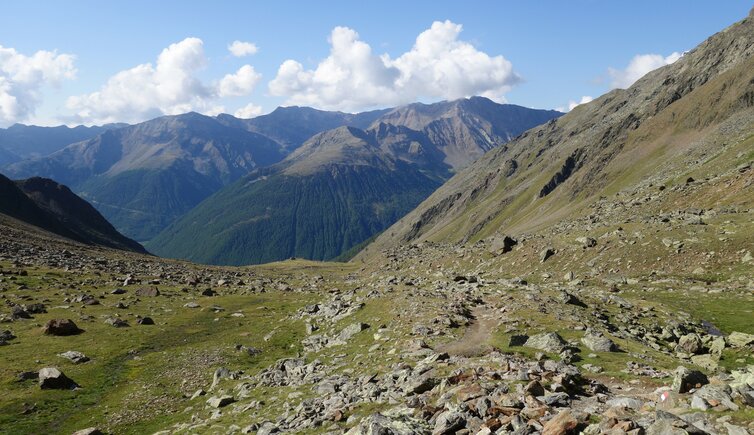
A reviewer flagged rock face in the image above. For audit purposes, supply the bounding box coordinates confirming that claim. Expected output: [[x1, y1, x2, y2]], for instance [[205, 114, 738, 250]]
[[525, 332, 566, 353], [38, 367, 78, 389], [42, 319, 83, 336]]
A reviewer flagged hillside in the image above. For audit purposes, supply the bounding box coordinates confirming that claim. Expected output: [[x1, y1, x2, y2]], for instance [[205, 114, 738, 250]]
[[0, 173, 145, 253], [147, 126, 442, 265], [359, 12, 754, 263]]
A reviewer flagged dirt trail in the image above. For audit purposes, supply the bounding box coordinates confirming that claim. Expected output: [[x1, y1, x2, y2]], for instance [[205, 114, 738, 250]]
[[437, 305, 501, 357]]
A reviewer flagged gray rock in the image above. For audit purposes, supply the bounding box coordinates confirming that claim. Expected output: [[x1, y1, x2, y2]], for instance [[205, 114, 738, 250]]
[[671, 366, 708, 393], [576, 236, 597, 248], [105, 317, 129, 328], [58, 350, 89, 364], [524, 332, 566, 353], [606, 397, 643, 410], [72, 428, 103, 435], [540, 247, 556, 263], [693, 384, 738, 411], [677, 333, 703, 354], [337, 322, 369, 342], [581, 330, 618, 352], [728, 331, 754, 347], [38, 367, 78, 390], [433, 411, 465, 435], [206, 395, 234, 408]]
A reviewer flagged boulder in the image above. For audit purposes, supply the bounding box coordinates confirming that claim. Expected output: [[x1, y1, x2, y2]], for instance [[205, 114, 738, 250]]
[[42, 319, 83, 336], [337, 322, 369, 342], [677, 333, 703, 354], [72, 428, 103, 435], [542, 410, 578, 435], [206, 395, 235, 408], [136, 317, 155, 325], [581, 330, 618, 352], [728, 331, 754, 348], [38, 367, 78, 389], [134, 287, 160, 297], [525, 332, 566, 353], [105, 317, 129, 328], [575, 236, 597, 248], [540, 247, 556, 263], [671, 366, 708, 393]]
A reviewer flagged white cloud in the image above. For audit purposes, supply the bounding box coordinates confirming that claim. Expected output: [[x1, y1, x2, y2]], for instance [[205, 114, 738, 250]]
[[66, 38, 263, 125], [555, 95, 593, 113], [269, 21, 520, 111], [0, 45, 76, 126], [234, 102, 263, 118], [228, 40, 258, 57], [218, 65, 262, 97], [608, 52, 682, 89]]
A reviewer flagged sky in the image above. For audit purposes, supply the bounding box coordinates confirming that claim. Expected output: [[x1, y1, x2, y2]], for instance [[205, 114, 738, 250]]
[[0, 0, 751, 127]]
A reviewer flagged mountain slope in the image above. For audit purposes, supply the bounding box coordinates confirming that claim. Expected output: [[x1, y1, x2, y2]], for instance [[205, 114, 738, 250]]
[[0, 123, 124, 166], [5, 112, 287, 241], [372, 97, 561, 169], [359, 12, 754, 260], [147, 126, 441, 265], [0, 173, 145, 253]]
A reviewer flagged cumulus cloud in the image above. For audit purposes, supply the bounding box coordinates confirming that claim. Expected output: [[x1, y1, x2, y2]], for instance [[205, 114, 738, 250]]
[[234, 102, 263, 118], [608, 52, 682, 89], [269, 21, 520, 111], [218, 65, 262, 97], [228, 40, 258, 57], [555, 95, 593, 113], [66, 38, 263, 124], [0, 45, 76, 126]]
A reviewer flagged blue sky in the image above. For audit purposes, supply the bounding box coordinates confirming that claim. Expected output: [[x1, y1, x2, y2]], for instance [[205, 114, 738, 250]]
[[0, 0, 751, 126]]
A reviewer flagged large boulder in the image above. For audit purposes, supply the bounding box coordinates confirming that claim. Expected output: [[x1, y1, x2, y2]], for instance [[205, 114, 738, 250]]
[[525, 332, 566, 353], [38, 367, 78, 389], [42, 319, 83, 336], [676, 333, 703, 354]]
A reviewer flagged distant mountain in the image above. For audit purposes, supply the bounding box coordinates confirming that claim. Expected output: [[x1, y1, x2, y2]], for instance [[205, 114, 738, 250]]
[[5, 112, 286, 241], [358, 10, 754, 260], [149, 98, 562, 265], [0, 123, 125, 166], [147, 126, 442, 265], [217, 105, 389, 152], [372, 97, 561, 169], [0, 172, 145, 253]]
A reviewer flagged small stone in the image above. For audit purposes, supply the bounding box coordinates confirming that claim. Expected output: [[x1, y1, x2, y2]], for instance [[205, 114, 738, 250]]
[[58, 351, 89, 364]]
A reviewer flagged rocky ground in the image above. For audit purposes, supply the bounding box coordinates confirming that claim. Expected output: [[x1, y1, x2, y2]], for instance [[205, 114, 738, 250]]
[[1, 200, 754, 435]]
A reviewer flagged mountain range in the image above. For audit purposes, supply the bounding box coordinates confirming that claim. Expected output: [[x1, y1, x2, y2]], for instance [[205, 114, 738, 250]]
[[4, 98, 561, 263]]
